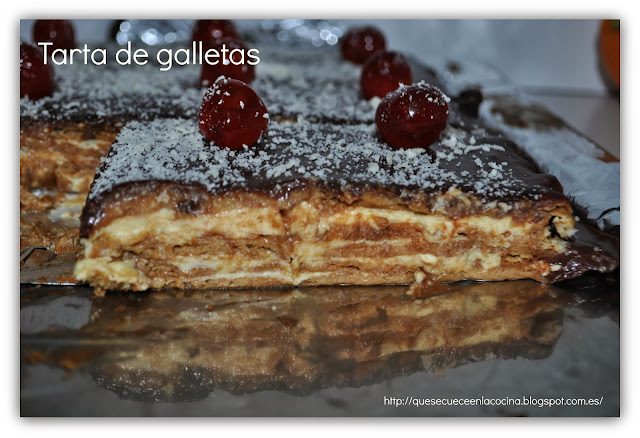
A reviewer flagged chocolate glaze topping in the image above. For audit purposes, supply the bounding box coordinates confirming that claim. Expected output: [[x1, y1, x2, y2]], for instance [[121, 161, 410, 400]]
[[79, 113, 568, 239]]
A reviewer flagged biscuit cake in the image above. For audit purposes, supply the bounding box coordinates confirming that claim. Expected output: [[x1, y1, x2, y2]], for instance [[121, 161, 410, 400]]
[[20, 40, 617, 292], [73, 111, 615, 293]]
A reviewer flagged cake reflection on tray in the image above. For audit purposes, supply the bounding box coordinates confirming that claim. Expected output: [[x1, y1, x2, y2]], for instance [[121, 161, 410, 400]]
[[22, 280, 573, 402]]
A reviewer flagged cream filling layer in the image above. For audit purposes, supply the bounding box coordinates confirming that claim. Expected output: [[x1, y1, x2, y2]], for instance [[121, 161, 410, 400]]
[[90, 207, 285, 252], [76, 204, 573, 288], [290, 202, 571, 242]]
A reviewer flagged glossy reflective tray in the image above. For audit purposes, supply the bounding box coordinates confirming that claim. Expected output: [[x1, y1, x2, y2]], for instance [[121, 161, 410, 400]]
[[20, 269, 619, 417]]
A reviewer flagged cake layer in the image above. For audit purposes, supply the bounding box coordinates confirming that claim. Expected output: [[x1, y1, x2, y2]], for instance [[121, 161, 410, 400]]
[[72, 118, 618, 293], [20, 192, 86, 253], [74, 184, 573, 292], [20, 123, 118, 193]]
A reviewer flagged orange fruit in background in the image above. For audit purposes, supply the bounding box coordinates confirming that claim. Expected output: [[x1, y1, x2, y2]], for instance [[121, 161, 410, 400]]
[[598, 19, 620, 95]]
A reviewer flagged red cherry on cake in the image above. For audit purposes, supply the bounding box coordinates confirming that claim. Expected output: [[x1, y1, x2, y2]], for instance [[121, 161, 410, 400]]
[[20, 43, 54, 100], [361, 50, 412, 99], [201, 38, 255, 86], [341, 26, 386, 65], [192, 20, 238, 49], [33, 20, 75, 50], [375, 82, 450, 149], [199, 77, 269, 150]]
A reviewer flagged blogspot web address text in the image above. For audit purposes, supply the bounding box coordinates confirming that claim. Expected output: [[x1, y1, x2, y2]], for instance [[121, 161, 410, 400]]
[[383, 396, 604, 409]]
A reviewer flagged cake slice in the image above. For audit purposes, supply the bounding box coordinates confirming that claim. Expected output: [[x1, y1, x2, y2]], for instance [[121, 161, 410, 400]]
[[73, 115, 615, 294]]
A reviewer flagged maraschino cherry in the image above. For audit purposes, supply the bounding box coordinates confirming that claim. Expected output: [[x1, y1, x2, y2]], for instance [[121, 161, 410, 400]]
[[341, 26, 386, 65], [375, 82, 450, 149], [20, 43, 54, 100], [199, 77, 269, 150], [361, 50, 412, 99], [201, 38, 255, 86], [33, 20, 75, 50], [192, 20, 238, 50]]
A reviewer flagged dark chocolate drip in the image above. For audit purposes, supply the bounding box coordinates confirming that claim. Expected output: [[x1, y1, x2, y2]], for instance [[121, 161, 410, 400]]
[[546, 243, 619, 283], [454, 88, 483, 118]]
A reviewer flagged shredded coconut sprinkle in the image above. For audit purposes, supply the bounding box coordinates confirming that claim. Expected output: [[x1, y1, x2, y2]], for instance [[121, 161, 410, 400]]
[[88, 118, 549, 204]]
